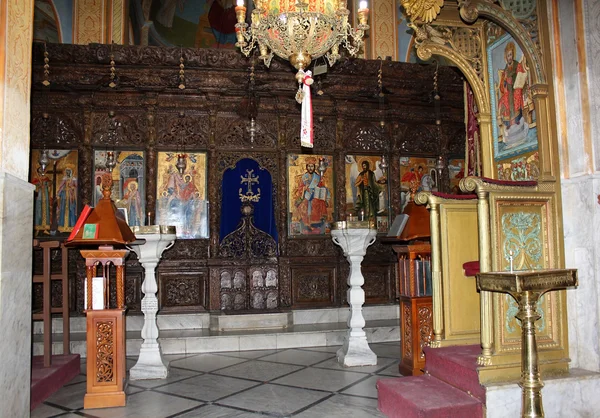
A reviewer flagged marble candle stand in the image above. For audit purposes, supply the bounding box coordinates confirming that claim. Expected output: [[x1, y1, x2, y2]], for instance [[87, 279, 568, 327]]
[[128, 225, 176, 380], [332, 220, 378, 367]]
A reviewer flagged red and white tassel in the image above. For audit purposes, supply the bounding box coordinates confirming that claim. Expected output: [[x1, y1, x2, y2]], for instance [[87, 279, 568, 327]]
[[299, 70, 314, 148]]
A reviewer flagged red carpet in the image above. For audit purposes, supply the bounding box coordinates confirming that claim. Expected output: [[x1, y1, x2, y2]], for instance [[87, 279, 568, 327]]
[[377, 345, 485, 417], [424, 345, 485, 403], [377, 376, 483, 418], [31, 354, 80, 410]]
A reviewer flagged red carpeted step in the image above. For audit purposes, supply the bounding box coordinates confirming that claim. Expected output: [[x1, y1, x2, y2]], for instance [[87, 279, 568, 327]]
[[31, 354, 81, 410], [423, 345, 485, 403], [377, 376, 483, 418]]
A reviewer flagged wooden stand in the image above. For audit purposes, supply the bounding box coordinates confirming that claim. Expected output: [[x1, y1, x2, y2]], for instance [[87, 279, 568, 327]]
[[393, 243, 433, 376], [32, 240, 70, 367], [81, 247, 129, 409]]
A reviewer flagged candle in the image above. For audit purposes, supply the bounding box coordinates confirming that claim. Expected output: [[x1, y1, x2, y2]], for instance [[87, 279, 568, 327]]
[[359, 0, 367, 10], [236, 0, 244, 6], [147, 212, 152, 226]]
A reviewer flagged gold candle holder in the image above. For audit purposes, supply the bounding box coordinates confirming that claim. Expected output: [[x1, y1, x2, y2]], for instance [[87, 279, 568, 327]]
[[476, 269, 578, 418]]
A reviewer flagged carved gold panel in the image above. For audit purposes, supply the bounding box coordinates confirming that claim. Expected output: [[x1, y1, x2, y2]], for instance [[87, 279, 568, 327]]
[[480, 190, 569, 382]]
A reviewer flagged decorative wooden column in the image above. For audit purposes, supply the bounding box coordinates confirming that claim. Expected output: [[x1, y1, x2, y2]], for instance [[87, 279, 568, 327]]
[[80, 247, 129, 409]]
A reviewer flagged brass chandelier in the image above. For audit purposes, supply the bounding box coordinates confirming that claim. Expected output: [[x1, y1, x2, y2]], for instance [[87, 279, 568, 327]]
[[234, 0, 370, 84]]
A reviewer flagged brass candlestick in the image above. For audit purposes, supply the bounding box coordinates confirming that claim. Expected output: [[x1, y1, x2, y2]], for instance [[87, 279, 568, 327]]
[[476, 269, 578, 418]]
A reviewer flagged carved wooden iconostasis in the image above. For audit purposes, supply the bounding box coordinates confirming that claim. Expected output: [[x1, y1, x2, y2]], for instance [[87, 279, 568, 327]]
[[29, 43, 466, 315]]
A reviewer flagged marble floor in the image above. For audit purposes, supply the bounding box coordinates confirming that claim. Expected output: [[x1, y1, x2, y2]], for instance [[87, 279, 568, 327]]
[[32, 342, 402, 417]]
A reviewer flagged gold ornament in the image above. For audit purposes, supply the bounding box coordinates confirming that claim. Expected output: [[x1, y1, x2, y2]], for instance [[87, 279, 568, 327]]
[[400, 0, 444, 23]]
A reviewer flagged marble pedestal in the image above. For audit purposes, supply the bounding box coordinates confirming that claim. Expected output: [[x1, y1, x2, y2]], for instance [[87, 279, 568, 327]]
[[128, 226, 176, 380], [332, 221, 378, 367]]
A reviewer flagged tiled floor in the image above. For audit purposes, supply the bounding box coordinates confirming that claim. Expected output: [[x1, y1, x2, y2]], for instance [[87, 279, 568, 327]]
[[32, 343, 402, 417]]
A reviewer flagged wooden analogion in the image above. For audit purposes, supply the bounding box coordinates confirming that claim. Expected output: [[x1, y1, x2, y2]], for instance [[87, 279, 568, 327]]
[[80, 247, 129, 409], [66, 173, 137, 408]]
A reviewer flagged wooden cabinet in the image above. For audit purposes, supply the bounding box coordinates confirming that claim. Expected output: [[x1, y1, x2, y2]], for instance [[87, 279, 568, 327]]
[[392, 243, 434, 376]]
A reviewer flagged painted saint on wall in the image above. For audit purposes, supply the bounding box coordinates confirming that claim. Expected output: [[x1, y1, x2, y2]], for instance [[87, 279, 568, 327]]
[[488, 34, 538, 161], [345, 155, 389, 233], [156, 152, 208, 239], [94, 150, 146, 227], [30, 149, 78, 235], [287, 154, 334, 236]]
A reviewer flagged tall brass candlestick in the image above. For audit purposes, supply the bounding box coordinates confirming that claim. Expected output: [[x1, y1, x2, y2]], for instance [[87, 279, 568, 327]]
[[476, 269, 578, 418]]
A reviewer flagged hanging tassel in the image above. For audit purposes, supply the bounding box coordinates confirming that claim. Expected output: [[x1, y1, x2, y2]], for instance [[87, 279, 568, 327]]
[[299, 70, 314, 148]]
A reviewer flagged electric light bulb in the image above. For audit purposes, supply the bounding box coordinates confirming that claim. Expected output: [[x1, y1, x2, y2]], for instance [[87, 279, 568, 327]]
[[359, 1, 368, 10], [237, 0, 244, 6]]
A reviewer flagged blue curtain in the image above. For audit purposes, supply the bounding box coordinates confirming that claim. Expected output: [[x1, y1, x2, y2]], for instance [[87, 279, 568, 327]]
[[219, 158, 277, 242]]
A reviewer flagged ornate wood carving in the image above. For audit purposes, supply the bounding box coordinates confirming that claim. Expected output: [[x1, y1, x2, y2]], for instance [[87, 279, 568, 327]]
[[159, 270, 207, 311], [95, 321, 115, 383], [291, 265, 337, 307], [91, 111, 148, 147], [30, 43, 465, 315], [362, 264, 394, 304], [155, 110, 210, 148], [343, 120, 390, 152]]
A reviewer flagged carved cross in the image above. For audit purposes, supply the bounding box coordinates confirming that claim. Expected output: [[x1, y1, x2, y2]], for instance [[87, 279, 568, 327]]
[[240, 169, 259, 195]]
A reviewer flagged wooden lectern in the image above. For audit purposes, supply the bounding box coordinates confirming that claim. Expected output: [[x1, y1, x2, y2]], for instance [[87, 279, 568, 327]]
[[382, 199, 433, 376], [66, 173, 137, 409]]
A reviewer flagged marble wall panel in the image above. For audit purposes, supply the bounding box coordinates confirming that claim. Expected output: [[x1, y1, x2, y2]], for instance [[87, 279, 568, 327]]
[[561, 177, 600, 371], [0, 173, 35, 416]]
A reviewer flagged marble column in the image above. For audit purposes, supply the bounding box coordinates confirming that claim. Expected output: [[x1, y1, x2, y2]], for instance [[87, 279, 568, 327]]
[[0, 1, 36, 415], [332, 222, 378, 367], [0, 175, 35, 414]]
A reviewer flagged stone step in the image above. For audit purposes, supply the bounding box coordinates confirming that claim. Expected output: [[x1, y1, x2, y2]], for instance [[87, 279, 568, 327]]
[[33, 319, 399, 358], [423, 344, 486, 403], [33, 304, 399, 334], [377, 375, 484, 418], [33, 305, 400, 358]]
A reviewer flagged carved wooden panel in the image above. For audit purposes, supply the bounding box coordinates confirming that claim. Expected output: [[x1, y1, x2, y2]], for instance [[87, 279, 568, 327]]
[[29, 43, 466, 315], [362, 263, 394, 304], [215, 265, 279, 311], [30, 108, 82, 148], [291, 265, 337, 307], [399, 295, 433, 376], [286, 239, 340, 258], [91, 111, 148, 147], [158, 269, 207, 312], [155, 110, 210, 148], [343, 120, 390, 152], [217, 266, 247, 311], [248, 265, 279, 310]]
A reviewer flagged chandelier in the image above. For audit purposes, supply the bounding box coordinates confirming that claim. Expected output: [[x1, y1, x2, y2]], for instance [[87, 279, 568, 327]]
[[234, 0, 369, 147], [235, 0, 369, 84]]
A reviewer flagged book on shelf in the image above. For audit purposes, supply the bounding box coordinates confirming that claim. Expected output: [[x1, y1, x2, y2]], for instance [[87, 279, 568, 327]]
[[424, 258, 432, 297]]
